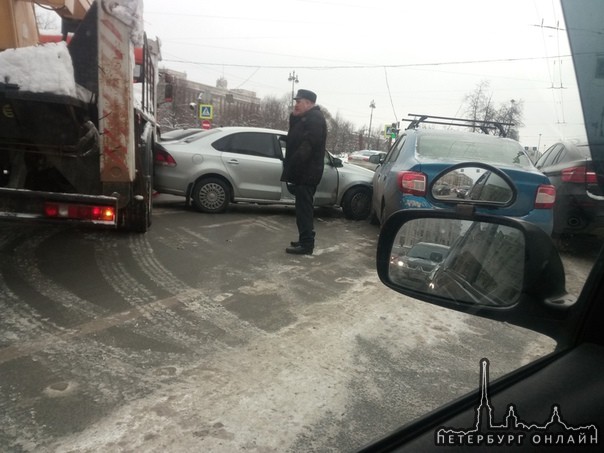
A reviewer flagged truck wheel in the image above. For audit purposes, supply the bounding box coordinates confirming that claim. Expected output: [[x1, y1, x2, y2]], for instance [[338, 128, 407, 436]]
[[123, 176, 153, 233], [192, 177, 230, 213], [341, 186, 371, 220]]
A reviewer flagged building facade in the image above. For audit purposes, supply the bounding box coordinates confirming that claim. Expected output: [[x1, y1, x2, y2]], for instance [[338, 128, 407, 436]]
[[157, 69, 261, 131]]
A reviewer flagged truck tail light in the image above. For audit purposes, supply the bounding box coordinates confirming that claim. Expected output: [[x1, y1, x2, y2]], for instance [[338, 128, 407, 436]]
[[535, 184, 556, 209], [561, 166, 597, 184], [155, 148, 177, 167], [397, 171, 427, 196], [44, 203, 116, 223]]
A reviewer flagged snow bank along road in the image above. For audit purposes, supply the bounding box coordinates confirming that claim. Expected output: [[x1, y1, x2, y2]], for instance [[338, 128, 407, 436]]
[[2, 195, 590, 452]]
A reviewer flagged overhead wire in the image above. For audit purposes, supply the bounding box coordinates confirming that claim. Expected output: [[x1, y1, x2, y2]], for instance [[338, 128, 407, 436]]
[[383, 68, 398, 122], [162, 54, 572, 70]]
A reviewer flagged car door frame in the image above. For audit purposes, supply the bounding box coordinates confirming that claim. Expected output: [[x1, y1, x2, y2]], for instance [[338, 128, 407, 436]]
[[373, 134, 408, 221], [217, 131, 285, 201]]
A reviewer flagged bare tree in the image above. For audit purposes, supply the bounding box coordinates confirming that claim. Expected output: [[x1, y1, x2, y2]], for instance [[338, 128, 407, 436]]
[[495, 99, 524, 140], [35, 7, 60, 31], [258, 95, 289, 130], [462, 80, 524, 138], [323, 110, 357, 155]]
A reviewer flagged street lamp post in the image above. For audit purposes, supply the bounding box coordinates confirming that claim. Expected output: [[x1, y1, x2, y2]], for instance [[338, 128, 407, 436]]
[[288, 71, 299, 110], [368, 100, 376, 148]]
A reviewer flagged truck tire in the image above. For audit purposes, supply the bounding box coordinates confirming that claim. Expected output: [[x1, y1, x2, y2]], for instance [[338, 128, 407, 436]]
[[341, 186, 371, 220], [192, 177, 230, 213], [121, 125, 154, 233], [122, 175, 152, 233]]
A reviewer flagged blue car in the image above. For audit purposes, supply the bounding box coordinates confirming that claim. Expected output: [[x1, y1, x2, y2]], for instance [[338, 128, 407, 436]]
[[371, 127, 556, 235]]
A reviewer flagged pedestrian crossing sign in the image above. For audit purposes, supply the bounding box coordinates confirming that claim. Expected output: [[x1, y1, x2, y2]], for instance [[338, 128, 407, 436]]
[[199, 104, 213, 119]]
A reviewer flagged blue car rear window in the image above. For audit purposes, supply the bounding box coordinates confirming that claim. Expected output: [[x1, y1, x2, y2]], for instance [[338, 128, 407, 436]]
[[416, 135, 531, 167]]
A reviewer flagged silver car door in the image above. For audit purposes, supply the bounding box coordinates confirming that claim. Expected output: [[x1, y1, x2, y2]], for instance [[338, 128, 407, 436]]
[[313, 153, 339, 206], [219, 132, 283, 200]]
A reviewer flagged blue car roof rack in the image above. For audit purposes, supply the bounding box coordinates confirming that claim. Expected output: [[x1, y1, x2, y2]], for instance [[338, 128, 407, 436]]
[[402, 113, 514, 137]]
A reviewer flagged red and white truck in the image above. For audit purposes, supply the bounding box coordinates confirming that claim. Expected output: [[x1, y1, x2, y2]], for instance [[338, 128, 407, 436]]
[[0, 0, 160, 232]]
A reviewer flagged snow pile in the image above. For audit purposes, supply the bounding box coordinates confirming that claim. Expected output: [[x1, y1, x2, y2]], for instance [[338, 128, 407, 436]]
[[0, 41, 78, 97], [105, 0, 144, 47]]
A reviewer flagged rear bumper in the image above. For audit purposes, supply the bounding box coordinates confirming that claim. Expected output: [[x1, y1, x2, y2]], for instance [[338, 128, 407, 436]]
[[0, 187, 118, 227], [553, 193, 604, 236]]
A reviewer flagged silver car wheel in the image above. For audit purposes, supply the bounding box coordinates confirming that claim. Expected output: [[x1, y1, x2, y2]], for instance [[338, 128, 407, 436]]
[[342, 186, 371, 220], [192, 178, 230, 213]]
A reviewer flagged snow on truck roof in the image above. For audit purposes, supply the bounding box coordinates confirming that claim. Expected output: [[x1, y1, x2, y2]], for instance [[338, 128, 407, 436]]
[[0, 42, 78, 97], [0, 0, 144, 97]]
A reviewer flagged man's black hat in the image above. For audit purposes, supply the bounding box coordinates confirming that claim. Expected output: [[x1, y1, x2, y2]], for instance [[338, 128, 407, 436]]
[[293, 89, 317, 103]]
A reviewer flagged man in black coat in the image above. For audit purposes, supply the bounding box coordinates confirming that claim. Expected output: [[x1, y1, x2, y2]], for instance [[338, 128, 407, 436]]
[[281, 89, 327, 255]]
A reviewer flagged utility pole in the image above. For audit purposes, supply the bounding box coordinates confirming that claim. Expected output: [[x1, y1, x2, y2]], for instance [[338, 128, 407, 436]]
[[368, 100, 376, 148], [288, 71, 299, 110]]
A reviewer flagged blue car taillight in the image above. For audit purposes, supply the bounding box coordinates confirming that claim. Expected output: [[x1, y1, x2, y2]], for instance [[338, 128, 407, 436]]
[[535, 184, 556, 209], [397, 171, 427, 196]]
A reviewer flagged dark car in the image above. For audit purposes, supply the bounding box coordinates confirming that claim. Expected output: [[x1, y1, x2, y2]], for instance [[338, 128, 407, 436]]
[[455, 185, 471, 198], [371, 127, 555, 234], [390, 241, 449, 290], [535, 141, 604, 240]]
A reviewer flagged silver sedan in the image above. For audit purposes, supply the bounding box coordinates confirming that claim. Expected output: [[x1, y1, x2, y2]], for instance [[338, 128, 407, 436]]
[[154, 126, 374, 220]]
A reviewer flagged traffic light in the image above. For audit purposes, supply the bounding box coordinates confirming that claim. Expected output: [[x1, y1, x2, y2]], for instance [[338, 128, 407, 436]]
[[390, 122, 398, 139]]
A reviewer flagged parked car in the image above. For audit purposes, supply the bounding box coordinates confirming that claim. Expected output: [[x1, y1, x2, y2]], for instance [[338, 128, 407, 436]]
[[158, 127, 203, 142], [153, 126, 374, 220], [455, 184, 471, 198], [348, 150, 386, 170], [534, 141, 604, 240], [349, 149, 384, 162], [390, 241, 449, 290], [371, 128, 556, 234], [433, 182, 451, 196]]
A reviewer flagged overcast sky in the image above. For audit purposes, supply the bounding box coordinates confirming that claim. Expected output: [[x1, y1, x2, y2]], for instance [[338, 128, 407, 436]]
[[142, 0, 585, 150]]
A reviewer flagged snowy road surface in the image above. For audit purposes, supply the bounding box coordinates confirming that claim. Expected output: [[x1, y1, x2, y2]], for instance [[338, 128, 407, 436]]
[[1, 195, 594, 452]]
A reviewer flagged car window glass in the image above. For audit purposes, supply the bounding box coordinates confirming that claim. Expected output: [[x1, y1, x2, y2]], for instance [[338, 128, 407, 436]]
[[563, 143, 590, 161], [417, 135, 531, 167], [534, 146, 552, 167], [549, 144, 566, 164], [574, 145, 592, 160], [384, 136, 406, 164], [160, 128, 202, 141], [550, 145, 568, 165], [465, 171, 513, 203], [182, 128, 222, 143], [212, 132, 278, 158], [537, 143, 563, 167]]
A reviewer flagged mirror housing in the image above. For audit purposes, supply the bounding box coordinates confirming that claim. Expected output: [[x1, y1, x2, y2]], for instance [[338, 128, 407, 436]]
[[376, 209, 578, 339], [368, 153, 384, 164]]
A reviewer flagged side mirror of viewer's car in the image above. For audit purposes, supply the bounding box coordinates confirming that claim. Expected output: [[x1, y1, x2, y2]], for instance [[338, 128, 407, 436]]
[[376, 210, 579, 341]]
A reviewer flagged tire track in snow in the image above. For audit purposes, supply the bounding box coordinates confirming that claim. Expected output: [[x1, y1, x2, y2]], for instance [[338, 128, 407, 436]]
[[93, 238, 233, 351], [0, 227, 93, 345], [128, 233, 265, 343]]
